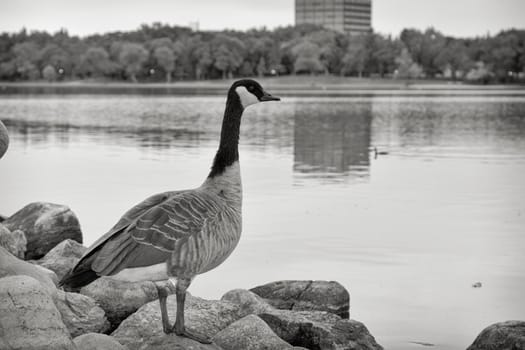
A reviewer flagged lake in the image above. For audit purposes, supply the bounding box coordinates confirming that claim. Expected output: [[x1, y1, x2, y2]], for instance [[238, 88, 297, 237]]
[[0, 90, 524, 350]]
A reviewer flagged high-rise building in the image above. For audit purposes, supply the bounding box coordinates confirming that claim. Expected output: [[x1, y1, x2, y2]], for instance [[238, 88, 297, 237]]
[[295, 0, 372, 35]]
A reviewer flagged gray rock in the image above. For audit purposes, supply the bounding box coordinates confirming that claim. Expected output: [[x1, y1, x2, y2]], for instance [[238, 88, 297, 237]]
[[251, 280, 350, 318], [259, 309, 383, 350], [0, 223, 27, 258], [55, 289, 110, 337], [213, 314, 294, 350], [38, 238, 87, 280], [3, 202, 83, 259], [80, 277, 167, 328], [73, 333, 127, 350], [221, 288, 275, 317], [0, 119, 8, 159], [467, 320, 525, 350], [112, 293, 244, 350], [0, 275, 75, 350], [0, 245, 57, 297]]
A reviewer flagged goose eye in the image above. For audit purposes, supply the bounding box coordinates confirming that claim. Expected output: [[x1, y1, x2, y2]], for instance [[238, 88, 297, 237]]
[[248, 85, 254, 92]]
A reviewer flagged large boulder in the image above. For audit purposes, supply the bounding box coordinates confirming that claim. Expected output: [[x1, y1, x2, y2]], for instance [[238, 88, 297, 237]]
[[0, 275, 75, 350], [251, 280, 350, 318], [73, 333, 127, 350], [111, 293, 244, 350], [0, 119, 8, 159], [38, 238, 87, 280], [3, 202, 83, 259], [259, 309, 383, 350], [213, 314, 295, 350], [0, 245, 57, 296], [467, 320, 525, 350], [0, 223, 27, 258], [221, 288, 275, 317], [80, 277, 168, 328], [55, 289, 110, 338]]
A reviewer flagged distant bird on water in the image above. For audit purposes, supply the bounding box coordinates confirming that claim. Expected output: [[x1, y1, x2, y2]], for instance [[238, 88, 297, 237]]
[[60, 79, 280, 343], [0, 119, 9, 159], [373, 147, 389, 159]]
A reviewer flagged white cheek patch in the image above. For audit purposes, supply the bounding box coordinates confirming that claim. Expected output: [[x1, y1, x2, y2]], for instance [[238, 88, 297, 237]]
[[235, 86, 259, 109]]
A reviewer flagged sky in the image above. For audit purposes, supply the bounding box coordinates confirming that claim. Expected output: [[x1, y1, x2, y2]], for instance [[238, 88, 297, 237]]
[[0, 0, 524, 38]]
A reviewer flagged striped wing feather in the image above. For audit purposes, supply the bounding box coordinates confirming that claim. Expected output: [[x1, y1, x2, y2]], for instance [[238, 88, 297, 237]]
[[90, 190, 222, 276]]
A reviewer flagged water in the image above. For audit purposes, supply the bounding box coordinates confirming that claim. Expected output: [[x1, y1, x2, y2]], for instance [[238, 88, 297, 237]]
[[1, 92, 524, 350]]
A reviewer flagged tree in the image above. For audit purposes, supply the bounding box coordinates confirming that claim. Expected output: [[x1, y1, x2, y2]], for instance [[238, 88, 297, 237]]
[[395, 48, 423, 79], [291, 40, 323, 75], [118, 43, 148, 82], [42, 64, 57, 81], [194, 42, 213, 80], [153, 46, 175, 83], [256, 56, 266, 77], [341, 35, 370, 77], [79, 47, 115, 77], [38, 43, 70, 74], [435, 40, 472, 80], [211, 34, 245, 79], [12, 42, 40, 80]]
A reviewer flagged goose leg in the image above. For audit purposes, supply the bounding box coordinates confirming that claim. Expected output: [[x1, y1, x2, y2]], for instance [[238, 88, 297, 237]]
[[155, 283, 172, 334], [172, 278, 212, 344]]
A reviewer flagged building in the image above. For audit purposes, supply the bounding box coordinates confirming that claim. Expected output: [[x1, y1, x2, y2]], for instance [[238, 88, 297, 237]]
[[295, 0, 372, 35]]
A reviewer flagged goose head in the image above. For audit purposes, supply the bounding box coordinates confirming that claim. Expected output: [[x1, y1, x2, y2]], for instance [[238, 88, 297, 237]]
[[229, 79, 280, 110]]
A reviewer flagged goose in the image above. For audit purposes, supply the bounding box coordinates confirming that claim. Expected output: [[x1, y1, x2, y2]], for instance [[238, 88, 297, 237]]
[[373, 147, 388, 159], [60, 79, 280, 343]]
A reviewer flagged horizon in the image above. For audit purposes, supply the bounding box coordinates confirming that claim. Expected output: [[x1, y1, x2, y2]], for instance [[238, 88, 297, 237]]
[[1, 0, 524, 39]]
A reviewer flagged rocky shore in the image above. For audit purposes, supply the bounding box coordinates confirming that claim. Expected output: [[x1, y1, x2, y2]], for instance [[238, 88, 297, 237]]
[[1, 201, 524, 349]]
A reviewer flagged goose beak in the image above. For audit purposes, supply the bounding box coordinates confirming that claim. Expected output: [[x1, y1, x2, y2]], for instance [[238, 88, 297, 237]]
[[260, 91, 280, 102]]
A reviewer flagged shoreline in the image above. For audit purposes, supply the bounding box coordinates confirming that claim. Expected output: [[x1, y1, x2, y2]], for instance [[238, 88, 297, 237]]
[[1, 78, 525, 97]]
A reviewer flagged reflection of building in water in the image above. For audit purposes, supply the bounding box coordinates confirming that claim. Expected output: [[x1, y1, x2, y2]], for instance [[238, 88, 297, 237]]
[[293, 101, 372, 181]]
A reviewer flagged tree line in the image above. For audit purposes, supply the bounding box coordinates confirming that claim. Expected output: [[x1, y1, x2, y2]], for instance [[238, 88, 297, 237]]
[[0, 23, 524, 83]]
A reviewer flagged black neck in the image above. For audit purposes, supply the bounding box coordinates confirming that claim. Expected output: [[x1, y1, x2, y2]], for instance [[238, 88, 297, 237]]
[[208, 92, 243, 178]]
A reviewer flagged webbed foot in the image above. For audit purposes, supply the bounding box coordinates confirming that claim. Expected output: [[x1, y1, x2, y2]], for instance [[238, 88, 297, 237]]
[[174, 327, 212, 344]]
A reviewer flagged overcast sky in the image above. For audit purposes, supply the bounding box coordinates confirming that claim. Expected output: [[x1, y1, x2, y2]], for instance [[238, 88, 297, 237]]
[[0, 0, 524, 38]]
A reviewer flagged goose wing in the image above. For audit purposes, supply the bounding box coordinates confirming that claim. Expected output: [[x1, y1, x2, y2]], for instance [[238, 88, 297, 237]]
[[89, 190, 222, 275], [79, 191, 181, 261]]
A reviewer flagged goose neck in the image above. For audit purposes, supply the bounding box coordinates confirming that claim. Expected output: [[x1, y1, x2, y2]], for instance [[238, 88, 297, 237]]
[[208, 95, 244, 178]]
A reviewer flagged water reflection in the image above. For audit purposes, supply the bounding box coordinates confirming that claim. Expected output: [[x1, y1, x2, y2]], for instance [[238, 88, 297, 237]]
[[2, 118, 205, 151], [293, 101, 372, 182]]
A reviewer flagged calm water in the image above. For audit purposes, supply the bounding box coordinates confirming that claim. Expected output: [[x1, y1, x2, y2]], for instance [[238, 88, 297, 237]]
[[1, 93, 524, 349]]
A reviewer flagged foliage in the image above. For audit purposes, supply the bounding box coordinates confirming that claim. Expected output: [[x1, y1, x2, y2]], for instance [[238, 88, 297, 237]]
[[118, 43, 148, 82], [395, 48, 423, 79], [0, 24, 523, 83], [42, 64, 57, 81]]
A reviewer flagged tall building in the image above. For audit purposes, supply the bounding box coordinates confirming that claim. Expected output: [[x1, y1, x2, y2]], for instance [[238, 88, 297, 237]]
[[295, 0, 372, 35]]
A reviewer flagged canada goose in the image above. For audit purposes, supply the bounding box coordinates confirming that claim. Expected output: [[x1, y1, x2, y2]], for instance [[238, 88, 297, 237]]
[[373, 147, 388, 159], [60, 79, 280, 343], [0, 120, 9, 159]]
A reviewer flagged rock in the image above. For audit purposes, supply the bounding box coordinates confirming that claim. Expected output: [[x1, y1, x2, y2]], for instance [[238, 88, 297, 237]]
[[34, 262, 60, 285], [0, 223, 27, 258], [213, 314, 294, 350], [259, 309, 383, 350], [0, 275, 75, 350], [73, 333, 127, 350], [251, 280, 350, 318], [80, 277, 167, 328], [221, 288, 275, 317], [467, 320, 525, 350], [112, 293, 244, 350], [55, 289, 110, 337], [38, 238, 87, 280], [3, 202, 83, 259], [0, 119, 8, 159], [0, 245, 57, 297]]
